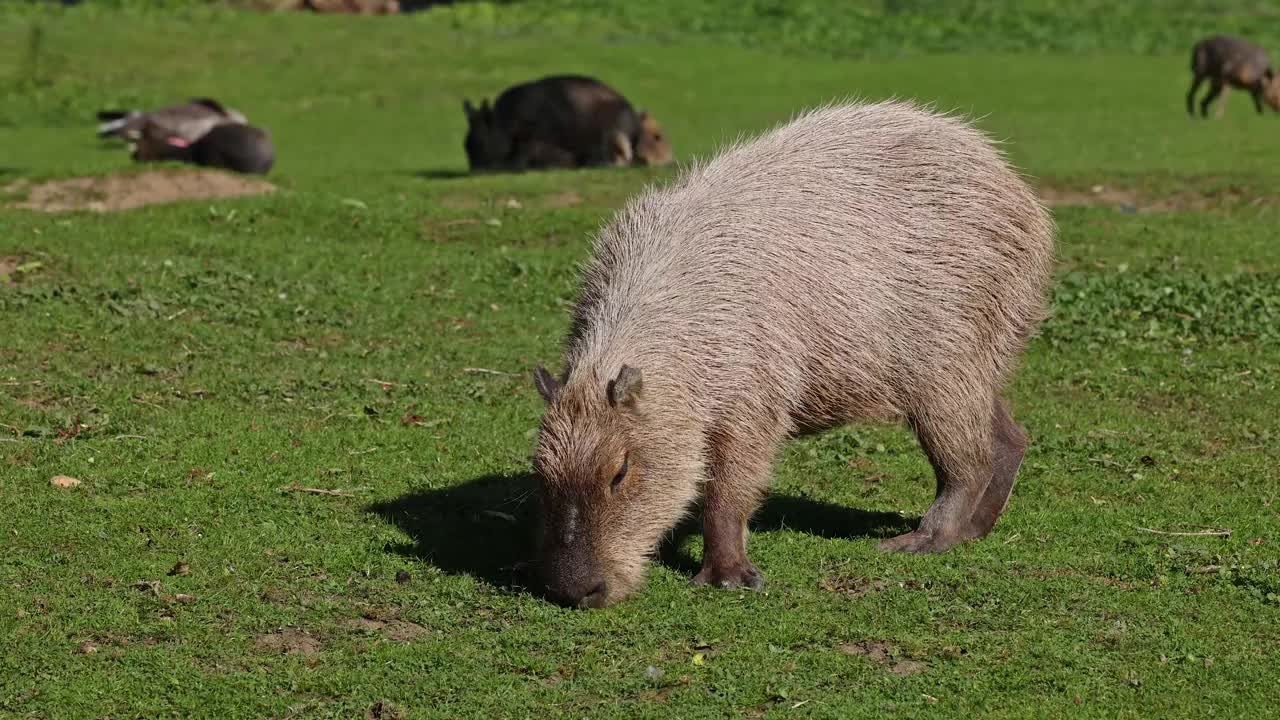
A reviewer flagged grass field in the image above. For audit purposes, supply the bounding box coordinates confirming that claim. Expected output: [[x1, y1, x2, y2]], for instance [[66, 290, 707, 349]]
[[2, 3, 1278, 718]]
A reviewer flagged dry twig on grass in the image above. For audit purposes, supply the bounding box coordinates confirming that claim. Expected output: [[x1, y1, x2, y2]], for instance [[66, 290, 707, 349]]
[[1136, 526, 1232, 538], [463, 367, 516, 377], [280, 485, 357, 498]]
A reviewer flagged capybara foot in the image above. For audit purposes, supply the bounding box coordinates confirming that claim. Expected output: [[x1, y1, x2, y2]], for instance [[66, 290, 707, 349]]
[[877, 529, 965, 554], [691, 559, 764, 590]]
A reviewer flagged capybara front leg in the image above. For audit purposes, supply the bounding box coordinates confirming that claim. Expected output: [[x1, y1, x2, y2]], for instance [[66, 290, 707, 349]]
[[880, 401, 993, 554], [964, 396, 1027, 539], [1186, 75, 1205, 116], [692, 431, 771, 590]]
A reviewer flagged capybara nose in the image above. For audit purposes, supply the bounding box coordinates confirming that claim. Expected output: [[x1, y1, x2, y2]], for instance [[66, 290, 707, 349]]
[[546, 571, 607, 609], [578, 581, 608, 609]]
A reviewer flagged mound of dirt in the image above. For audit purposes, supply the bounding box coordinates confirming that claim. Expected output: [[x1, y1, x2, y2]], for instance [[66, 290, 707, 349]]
[[1037, 183, 1273, 213], [6, 169, 275, 213]]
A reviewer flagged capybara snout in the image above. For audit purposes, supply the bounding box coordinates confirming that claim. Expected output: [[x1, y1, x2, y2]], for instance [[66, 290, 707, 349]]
[[540, 527, 609, 609]]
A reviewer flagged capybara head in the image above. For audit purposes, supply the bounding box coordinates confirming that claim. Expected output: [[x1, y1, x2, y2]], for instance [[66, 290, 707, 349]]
[[1263, 71, 1280, 112], [531, 365, 694, 608], [462, 99, 509, 171], [632, 111, 672, 166]]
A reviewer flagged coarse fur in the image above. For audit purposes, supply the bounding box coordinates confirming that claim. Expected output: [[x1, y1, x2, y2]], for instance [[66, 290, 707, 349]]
[[1187, 34, 1280, 117], [532, 100, 1056, 608]]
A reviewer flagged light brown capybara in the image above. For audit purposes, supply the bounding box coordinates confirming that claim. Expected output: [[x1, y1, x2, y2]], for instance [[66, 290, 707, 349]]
[[1187, 34, 1280, 117], [530, 100, 1056, 608]]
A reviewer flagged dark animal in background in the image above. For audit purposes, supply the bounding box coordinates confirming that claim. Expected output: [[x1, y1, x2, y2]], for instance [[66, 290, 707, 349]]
[[530, 101, 1056, 609], [134, 121, 275, 175], [1187, 34, 1280, 117], [96, 98, 247, 145], [299, 0, 401, 13], [463, 75, 673, 172]]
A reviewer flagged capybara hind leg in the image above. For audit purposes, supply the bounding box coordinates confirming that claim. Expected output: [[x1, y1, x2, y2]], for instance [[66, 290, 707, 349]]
[[1202, 80, 1224, 117], [880, 401, 993, 554], [692, 429, 773, 590], [964, 397, 1027, 540]]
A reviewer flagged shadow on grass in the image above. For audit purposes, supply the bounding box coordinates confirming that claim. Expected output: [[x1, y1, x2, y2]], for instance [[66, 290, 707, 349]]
[[409, 169, 473, 180], [367, 472, 913, 592]]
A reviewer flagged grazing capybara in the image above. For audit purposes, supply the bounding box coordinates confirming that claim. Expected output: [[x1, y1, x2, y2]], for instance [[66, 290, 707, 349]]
[[1187, 34, 1280, 117], [96, 98, 247, 144], [134, 121, 275, 175], [462, 75, 672, 172], [530, 100, 1056, 609]]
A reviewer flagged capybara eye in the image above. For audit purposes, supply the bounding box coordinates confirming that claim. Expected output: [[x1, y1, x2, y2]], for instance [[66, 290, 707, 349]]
[[611, 455, 629, 493]]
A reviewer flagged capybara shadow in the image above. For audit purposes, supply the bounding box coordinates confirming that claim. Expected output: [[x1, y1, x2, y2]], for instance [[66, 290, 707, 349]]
[[367, 473, 913, 591], [408, 169, 473, 180], [366, 473, 540, 591], [657, 497, 913, 576]]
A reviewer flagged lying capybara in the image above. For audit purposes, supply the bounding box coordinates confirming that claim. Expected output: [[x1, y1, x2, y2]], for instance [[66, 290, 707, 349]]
[[1187, 34, 1280, 117], [530, 100, 1056, 609], [462, 75, 672, 172], [96, 98, 247, 144], [134, 121, 275, 175]]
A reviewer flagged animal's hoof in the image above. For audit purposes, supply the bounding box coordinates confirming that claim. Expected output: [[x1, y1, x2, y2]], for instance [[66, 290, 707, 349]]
[[877, 529, 962, 554], [691, 561, 764, 591]]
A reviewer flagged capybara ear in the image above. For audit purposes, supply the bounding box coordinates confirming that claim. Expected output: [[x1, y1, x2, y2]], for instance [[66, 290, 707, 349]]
[[533, 366, 561, 403], [607, 365, 643, 409]]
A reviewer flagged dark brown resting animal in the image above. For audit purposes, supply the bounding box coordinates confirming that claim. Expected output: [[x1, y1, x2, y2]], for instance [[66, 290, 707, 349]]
[[530, 100, 1056, 609], [134, 120, 275, 175], [463, 75, 672, 172], [1187, 34, 1280, 117]]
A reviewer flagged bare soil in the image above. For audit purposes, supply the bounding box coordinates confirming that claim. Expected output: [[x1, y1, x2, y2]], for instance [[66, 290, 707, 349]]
[[1037, 182, 1273, 212], [6, 170, 275, 213]]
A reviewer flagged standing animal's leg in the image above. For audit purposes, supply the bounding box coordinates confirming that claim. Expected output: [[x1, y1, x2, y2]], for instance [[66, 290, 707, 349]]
[[1201, 79, 1224, 117], [963, 396, 1028, 539], [1186, 74, 1205, 116], [880, 393, 993, 554], [692, 426, 777, 590], [1251, 84, 1265, 114]]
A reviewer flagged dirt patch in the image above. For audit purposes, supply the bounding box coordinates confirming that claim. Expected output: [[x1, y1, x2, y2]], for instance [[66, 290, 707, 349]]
[[0, 257, 18, 279], [1037, 183, 1274, 213], [838, 640, 930, 676], [253, 628, 321, 657], [839, 640, 893, 662], [6, 169, 274, 213], [542, 190, 583, 208], [820, 575, 923, 597], [344, 616, 427, 643]]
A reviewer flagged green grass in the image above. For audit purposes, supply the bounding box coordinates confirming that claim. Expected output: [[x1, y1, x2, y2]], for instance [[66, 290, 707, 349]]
[[2, 3, 1279, 719]]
